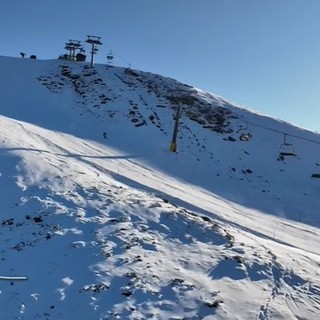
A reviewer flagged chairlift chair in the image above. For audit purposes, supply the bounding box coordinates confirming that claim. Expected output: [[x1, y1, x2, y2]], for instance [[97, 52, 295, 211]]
[[279, 134, 296, 157], [239, 122, 252, 141], [107, 50, 114, 64]]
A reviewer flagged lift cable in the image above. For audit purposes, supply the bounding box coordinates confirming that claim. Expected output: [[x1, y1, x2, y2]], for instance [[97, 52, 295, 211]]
[[244, 120, 320, 145]]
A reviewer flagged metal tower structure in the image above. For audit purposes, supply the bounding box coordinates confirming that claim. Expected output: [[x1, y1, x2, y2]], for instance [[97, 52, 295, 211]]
[[85, 35, 102, 67], [169, 90, 182, 153], [64, 40, 82, 61]]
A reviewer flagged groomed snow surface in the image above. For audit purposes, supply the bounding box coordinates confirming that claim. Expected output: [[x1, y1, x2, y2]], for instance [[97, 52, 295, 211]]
[[0, 56, 319, 319]]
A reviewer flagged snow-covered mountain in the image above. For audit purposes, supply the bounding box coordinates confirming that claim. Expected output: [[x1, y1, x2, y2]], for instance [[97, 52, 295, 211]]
[[0, 55, 319, 320]]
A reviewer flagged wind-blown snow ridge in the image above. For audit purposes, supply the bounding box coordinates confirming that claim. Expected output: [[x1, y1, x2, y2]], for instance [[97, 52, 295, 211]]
[[0, 55, 319, 319]]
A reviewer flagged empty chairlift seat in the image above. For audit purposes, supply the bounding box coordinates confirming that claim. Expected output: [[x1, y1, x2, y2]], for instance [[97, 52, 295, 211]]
[[279, 134, 296, 157]]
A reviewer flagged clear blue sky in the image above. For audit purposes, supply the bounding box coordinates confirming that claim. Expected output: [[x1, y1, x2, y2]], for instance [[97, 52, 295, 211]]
[[1, 0, 320, 132]]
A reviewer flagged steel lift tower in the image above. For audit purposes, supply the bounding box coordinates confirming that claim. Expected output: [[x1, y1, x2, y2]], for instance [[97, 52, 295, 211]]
[[86, 35, 102, 67], [64, 40, 82, 61]]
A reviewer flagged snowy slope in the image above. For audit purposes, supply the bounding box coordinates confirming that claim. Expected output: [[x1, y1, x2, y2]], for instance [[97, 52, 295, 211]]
[[0, 55, 319, 320]]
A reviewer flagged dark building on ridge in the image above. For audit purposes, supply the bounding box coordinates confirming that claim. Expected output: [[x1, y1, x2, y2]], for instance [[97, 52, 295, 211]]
[[76, 53, 86, 62]]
